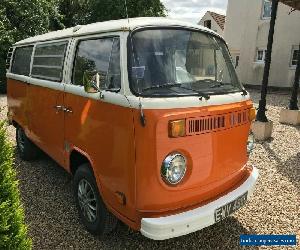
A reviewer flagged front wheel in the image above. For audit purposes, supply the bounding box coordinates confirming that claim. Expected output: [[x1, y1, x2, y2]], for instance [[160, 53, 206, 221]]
[[74, 164, 117, 236]]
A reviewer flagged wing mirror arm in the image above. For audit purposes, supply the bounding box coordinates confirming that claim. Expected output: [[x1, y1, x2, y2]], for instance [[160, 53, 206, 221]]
[[83, 72, 104, 99]]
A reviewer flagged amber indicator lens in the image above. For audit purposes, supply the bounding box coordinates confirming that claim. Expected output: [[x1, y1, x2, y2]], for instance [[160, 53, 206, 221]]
[[169, 119, 186, 138], [249, 108, 256, 121]]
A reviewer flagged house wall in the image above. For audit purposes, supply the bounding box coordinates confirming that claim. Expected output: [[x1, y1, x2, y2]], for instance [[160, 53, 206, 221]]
[[199, 12, 224, 37], [224, 0, 300, 87]]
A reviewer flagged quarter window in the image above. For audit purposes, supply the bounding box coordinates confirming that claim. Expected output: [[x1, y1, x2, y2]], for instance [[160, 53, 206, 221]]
[[11, 46, 33, 76], [73, 37, 121, 91], [32, 41, 68, 81], [291, 47, 299, 67], [262, 0, 272, 19]]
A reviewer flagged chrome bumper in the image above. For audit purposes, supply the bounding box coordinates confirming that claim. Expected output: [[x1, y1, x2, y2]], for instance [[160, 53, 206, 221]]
[[140, 166, 259, 240]]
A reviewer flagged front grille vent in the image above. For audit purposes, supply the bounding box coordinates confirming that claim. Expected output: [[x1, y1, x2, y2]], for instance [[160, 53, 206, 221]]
[[230, 110, 249, 126], [187, 115, 226, 135], [186, 109, 250, 136]]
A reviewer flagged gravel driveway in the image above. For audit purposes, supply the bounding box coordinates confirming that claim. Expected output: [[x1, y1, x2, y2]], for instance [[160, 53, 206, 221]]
[[0, 90, 299, 249]]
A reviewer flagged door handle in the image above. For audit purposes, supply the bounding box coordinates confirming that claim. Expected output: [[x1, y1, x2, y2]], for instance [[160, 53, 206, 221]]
[[54, 105, 64, 113], [63, 107, 73, 114]]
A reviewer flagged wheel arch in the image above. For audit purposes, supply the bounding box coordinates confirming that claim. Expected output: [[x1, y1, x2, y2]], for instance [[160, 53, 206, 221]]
[[69, 148, 94, 176]]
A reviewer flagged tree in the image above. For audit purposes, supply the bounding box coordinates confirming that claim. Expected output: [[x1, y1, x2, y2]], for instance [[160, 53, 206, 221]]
[[89, 0, 166, 23], [0, 0, 166, 93], [0, 0, 63, 93], [58, 0, 166, 27]]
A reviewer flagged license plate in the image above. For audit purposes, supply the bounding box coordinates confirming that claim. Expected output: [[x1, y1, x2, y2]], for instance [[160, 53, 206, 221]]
[[214, 192, 248, 223]]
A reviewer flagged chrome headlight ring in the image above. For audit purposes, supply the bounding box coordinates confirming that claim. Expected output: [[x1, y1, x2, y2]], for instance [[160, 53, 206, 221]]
[[161, 153, 187, 185]]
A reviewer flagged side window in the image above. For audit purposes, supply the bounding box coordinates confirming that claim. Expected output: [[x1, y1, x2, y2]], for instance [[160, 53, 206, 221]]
[[73, 37, 121, 91], [11, 46, 33, 76], [32, 41, 68, 81]]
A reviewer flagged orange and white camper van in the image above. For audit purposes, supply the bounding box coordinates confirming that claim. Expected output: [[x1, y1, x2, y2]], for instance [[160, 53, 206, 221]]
[[6, 17, 258, 240]]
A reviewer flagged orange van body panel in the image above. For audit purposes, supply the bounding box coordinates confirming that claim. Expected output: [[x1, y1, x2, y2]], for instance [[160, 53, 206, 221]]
[[27, 84, 65, 167], [63, 92, 137, 221], [7, 79, 28, 130], [133, 100, 253, 214], [7, 77, 253, 230]]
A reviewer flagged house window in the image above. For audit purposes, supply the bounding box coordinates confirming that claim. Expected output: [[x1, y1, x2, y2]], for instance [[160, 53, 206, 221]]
[[256, 49, 267, 62], [291, 47, 299, 67], [204, 20, 212, 29], [235, 55, 240, 68], [262, 0, 272, 19]]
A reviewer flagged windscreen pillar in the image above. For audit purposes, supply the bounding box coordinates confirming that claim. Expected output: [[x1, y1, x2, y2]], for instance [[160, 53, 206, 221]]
[[252, 0, 279, 140], [279, 44, 300, 125]]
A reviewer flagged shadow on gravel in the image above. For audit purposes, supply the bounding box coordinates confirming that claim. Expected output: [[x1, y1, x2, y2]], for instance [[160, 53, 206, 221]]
[[261, 143, 300, 191], [14, 148, 258, 250]]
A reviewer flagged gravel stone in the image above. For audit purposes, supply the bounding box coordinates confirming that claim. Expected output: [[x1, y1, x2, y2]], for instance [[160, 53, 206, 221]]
[[0, 91, 299, 249]]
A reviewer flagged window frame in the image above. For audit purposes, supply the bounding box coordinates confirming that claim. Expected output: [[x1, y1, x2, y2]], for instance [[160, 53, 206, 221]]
[[290, 46, 299, 68], [256, 48, 267, 62], [204, 20, 212, 29], [71, 35, 122, 93], [31, 40, 69, 82], [262, 0, 272, 19], [11, 45, 34, 76], [127, 26, 243, 98]]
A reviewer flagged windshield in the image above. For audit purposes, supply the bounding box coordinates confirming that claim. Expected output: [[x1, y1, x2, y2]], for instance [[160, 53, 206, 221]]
[[129, 28, 243, 97]]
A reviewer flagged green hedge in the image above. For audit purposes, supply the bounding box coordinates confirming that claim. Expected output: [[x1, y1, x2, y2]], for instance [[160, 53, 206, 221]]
[[0, 121, 31, 249]]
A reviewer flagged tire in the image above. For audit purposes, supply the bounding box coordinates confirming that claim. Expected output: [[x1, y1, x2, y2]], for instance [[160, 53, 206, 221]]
[[16, 126, 39, 161], [0, 81, 7, 94], [74, 164, 117, 236]]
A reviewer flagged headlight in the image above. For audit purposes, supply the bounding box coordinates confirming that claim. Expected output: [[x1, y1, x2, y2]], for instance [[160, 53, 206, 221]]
[[247, 132, 255, 155], [161, 153, 187, 185]]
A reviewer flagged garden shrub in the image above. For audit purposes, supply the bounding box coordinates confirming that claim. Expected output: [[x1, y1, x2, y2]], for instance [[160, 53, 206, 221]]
[[0, 121, 31, 249]]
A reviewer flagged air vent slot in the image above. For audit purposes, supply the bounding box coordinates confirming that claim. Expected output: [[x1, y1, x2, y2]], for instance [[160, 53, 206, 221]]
[[6, 47, 14, 71], [187, 115, 226, 135], [185, 109, 250, 136], [230, 110, 249, 126]]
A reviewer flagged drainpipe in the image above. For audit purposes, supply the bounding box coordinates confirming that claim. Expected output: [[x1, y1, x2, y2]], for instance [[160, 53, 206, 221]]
[[288, 44, 300, 110], [256, 0, 279, 122]]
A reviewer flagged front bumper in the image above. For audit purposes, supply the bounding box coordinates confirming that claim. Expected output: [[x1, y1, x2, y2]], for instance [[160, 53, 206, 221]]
[[140, 166, 259, 240]]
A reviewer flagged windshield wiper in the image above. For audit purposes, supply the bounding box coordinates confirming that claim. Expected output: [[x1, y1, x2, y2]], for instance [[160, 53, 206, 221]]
[[241, 89, 248, 96], [210, 82, 224, 88], [141, 83, 210, 100], [142, 83, 182, 91], [178, 85, 210, 100]]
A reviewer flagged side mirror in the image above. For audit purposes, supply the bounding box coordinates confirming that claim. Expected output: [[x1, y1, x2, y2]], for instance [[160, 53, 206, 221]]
[[83, 71, 100, 93]]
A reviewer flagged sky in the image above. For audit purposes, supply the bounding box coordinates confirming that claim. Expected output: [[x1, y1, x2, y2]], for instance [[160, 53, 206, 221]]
[[161, 0, 228, 24]]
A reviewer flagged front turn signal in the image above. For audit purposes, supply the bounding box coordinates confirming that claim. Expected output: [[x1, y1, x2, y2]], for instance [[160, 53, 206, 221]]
[[249, 108, 256, 122], [169, 119, 186, 138]]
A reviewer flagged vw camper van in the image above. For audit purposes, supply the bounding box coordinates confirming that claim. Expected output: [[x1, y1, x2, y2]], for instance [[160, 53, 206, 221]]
[[6, 18, 258, 240]]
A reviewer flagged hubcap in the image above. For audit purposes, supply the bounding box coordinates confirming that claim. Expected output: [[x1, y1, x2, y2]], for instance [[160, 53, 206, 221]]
[[17, 129, 25, 152], [78, 179, 98, 223]]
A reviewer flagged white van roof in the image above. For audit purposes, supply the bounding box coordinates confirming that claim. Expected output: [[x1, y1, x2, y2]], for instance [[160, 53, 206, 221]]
[[15, 17, 221, 45]]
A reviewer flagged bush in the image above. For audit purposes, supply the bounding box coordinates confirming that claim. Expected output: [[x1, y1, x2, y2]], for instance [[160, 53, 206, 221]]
[[0, 120, 31, 249]]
